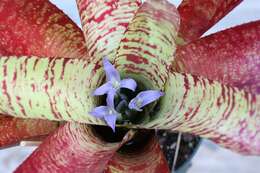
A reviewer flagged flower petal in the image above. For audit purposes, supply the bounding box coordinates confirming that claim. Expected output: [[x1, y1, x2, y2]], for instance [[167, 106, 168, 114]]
[[120, 79, 137, 91], [129, 90, 164, 111], [138, 90, 164, 108], [92, 82, 112, 96], [178, 0, 242, 43], [103, 58, 120, 82], [107, 90, 116, 108], [128, 101, 143, 112], [104, 114, 117, 132], [89, 106, 110, 119]]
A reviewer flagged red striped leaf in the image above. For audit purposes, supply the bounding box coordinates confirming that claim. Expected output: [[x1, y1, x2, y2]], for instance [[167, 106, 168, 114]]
[[178, 0, 242, 43], [0, 116, 58, 148], [0, 0, 87, 58], [15, 123, 135, 173], [174, 21, 260, 94], [0, 0, 89, 141], [115, 0, 179, 90], [76, 0, 141, 59], [0, 56, 104, 125], [142, 72, 260, 155]]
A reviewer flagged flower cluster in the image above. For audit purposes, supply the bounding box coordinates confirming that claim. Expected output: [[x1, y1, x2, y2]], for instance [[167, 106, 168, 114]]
[[90, 58, 164, 131]]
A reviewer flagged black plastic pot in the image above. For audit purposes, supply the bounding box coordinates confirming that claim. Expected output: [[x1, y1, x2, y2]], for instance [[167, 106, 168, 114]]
[[174, 140, 201, 173], [156, 131, 201, 173], [93, 125, 201, 172]]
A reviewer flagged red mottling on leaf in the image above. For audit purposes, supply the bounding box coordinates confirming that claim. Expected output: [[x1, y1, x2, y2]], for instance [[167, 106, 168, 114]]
[[239, 120, 248, 135], [12, 69, 17, 83], [76, 0, 141, 59], [0, 116, 58, 148], [28, 100, 32, 109], [115, 0, 179, 90], [15, 123, 135, 173], [31, 84, 36, 92], [0, 0, 87, 58], [93, 61, 102, 73], [175, 21, 260, 94], [126, 54, 148, 64], [2, 80, 13, 111], [159, 72, 260, 155], [178, 0, 242, 42]]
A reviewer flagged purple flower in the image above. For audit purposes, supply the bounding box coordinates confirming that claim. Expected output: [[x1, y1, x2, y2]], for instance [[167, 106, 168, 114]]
[[128, 90, 164, 111], [89, 97, 120, 131], [90, 58, 164, 131], [92, 58, 137, 106]]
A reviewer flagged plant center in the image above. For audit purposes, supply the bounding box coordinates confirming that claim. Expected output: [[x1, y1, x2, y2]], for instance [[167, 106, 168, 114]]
[[92, 125, 154, 154], [111, 78, 120, 90]]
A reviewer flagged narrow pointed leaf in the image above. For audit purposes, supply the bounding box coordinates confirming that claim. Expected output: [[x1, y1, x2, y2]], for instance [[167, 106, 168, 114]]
[[0, 0, 87, 58], [142, 72, 260, 155], [0, 116, 58, 148], [76, 0, 141, 59], [115, 0, 179, 90], [177, 0, 242, 43], [175, 21, 260, 94], [0, 56, 105, 125], [105, 136, 170, 173], [15, 123, 135, 173]]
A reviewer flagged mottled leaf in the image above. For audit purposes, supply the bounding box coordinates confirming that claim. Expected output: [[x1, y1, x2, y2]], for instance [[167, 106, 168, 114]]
[[0, 0, 87, 58], [142, 72, 260, 155], [178, 0, 242, 43], [15, 123, 135, 173], [174, 21, 260, 94], [0, 116, 58, 148], [115, 0, 179, 90], [0, 56, 105, 125], [76, 0, 141, 59]]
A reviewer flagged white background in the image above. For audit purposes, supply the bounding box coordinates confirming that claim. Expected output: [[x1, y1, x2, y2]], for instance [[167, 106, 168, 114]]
[[0, 0, 259, 172]]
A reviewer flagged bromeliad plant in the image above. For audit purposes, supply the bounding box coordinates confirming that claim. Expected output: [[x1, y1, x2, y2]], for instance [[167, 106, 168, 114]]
[[0, 0, 259, 172]]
